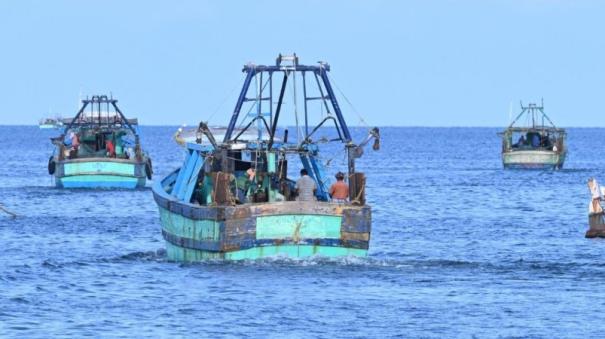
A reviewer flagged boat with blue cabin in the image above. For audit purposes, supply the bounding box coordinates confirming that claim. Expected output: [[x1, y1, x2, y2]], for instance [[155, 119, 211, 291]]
[[500, 101, 566, 169], [153, 54, 380, 261], [48, 95, 152, 189]]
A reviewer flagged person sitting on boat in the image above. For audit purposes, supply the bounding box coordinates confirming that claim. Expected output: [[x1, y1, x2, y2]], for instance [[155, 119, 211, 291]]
[[329, 171, 349, 203], [295, 169, 316, 201], [68, 132, 80, 159], [588, 178, 603, 214], [515, 135, 526, 147], [105, 140, 116, 158], [531, 133, 540, 148], [69, 132, 80, 150]]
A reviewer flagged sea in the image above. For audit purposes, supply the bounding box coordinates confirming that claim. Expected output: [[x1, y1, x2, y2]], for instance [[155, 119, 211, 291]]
[[1, 126, 605, 338]]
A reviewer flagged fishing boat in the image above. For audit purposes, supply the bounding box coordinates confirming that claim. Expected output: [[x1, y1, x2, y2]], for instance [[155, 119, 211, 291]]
[[173, 125, 269, 146], [48, 95, 152, 189], [39, 117, 63, 129], [499, 101, 566, 169], [152, 54, 380, 261]]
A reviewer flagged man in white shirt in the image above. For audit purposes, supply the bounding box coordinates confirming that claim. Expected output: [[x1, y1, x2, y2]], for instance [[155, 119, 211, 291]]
[[295, 169, 316, 201]]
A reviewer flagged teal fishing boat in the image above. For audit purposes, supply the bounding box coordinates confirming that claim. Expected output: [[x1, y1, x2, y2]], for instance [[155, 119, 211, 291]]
[[153, 54, 380, 261], [499, 101, 566, 169], [48, 95, 152, 189]]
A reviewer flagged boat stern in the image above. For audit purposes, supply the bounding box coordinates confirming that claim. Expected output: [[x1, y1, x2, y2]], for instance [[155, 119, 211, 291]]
[[53, 158, 147, 189]]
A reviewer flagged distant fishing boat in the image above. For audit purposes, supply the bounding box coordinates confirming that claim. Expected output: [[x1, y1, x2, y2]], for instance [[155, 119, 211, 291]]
[[39, 117, 63, 129], [499, 101, 566, 169], [173, 126, 272, 146], [153, 54, 380, 261], [48, 95, 152, 189]]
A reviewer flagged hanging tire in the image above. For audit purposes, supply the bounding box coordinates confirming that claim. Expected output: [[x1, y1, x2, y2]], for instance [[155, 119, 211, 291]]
[[48, 156, 56, 175], [145, 158, 153, 179]]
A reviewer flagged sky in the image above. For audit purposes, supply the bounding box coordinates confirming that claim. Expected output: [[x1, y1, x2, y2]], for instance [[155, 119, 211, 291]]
[[0, 0, 603, 127]]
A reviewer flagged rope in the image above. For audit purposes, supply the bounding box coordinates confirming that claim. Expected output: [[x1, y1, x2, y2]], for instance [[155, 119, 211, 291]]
[[327, 72, 370, 128], [206, 74, 246, 125]]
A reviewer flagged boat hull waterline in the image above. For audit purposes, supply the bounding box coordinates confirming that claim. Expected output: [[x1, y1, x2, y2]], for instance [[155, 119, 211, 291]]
[[53, 158, 147, 189], [502, 150, 565, 169], [152, 177, 371, 261]]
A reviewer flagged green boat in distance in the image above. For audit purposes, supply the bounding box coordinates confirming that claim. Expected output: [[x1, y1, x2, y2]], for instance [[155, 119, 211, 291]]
[[153, 54, 380, 261], [499, 101, 566, 170], [48, 95, 152, 189]]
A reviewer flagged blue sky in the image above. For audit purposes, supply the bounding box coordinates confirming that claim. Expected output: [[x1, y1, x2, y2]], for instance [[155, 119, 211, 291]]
[[0, 0, 603, 126]]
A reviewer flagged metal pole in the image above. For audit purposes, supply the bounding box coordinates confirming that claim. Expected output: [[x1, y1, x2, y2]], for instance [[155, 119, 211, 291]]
[[224, 70, 255, 142], [257, 72, 263, 140], [313, 72, 331, 115], [347, 145, 356, 201], [318, 68, 352, 142], [303, 71, 309, 138], [268, 72, 289, 151], [62, 101, 90, 136], [269, 72, 273, 130]]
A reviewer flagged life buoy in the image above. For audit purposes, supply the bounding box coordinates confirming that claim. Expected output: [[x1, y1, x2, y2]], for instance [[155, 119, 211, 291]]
[[48, 156, 56, 175], [145, 158, 153, 179]]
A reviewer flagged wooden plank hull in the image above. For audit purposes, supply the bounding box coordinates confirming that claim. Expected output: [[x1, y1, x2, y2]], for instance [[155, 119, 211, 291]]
[[502, 150, 565, 169], [586, 213, 605, 238], [152, 179, 371, 261], [54, 158, 146, 189]]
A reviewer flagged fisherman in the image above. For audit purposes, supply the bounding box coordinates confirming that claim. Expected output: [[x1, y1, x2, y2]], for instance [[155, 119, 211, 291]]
[[329, 171, 349, 203], [588, 178, 603, 214], [295, 169, 316, 201], [71, 132, 80, 150], [515, 135, 526, 147], [68, 132, 80, 159], [105, 139, 116, 158], [531, 133, 540, 148]]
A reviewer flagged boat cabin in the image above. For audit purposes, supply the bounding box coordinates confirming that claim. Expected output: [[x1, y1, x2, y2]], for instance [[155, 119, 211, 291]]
[[52, 95, 143, 161]]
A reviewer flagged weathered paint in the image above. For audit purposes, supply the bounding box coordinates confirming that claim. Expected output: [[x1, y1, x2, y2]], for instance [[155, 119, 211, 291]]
[[164, 239, 367, 261], [502, 150, 565, 169], [57, 175, 144, 189], [54, 158, 146, 189], [256, 214, 342, 239], [159, 208, 220, 241], [154, 177, 371, 261], [586, 213, 605, 238], [63, 161, 135, 176]]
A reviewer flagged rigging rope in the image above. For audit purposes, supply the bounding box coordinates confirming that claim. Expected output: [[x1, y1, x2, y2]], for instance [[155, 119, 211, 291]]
[[292, 70, 303, 144], [326, 72, 370, 128], [0, 203, 17, 218], [206, 74, 246, 125]]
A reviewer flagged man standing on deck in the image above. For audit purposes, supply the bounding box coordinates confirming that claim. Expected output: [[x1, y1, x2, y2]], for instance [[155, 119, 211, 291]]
[[295, 169, 316, 201], [329, 172, 349, 203]]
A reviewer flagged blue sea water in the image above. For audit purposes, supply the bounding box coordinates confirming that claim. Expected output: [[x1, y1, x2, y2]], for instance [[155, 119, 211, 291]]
[[1, 126, 605, 338]]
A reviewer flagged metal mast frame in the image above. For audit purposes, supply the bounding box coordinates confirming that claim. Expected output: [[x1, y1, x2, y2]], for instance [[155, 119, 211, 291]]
[[62, 95, 138, 136], [223, 54, 352, 145]]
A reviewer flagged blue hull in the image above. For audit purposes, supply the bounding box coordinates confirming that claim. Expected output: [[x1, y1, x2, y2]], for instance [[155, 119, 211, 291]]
[[57, 177, 145, 189]]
